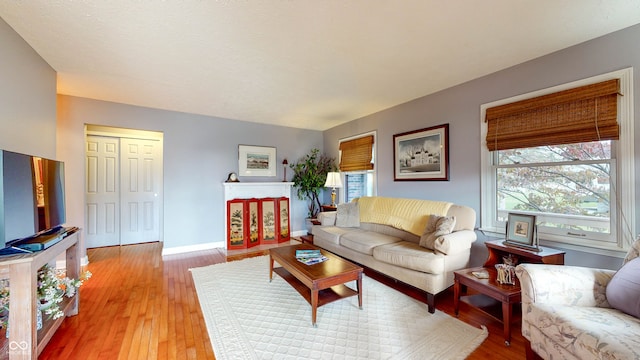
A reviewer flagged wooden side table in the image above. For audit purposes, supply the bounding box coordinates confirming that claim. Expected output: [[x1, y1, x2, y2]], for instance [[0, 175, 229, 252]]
[[454, 267, 521, 346], [454, 240, 565, 346], [321, 204, 337, 212], [483, 240, 565, 267], [300, 234, 314, 244]]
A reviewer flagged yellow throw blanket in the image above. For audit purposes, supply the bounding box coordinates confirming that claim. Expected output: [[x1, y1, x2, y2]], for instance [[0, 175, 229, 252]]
[[356, 196, 453, 236]]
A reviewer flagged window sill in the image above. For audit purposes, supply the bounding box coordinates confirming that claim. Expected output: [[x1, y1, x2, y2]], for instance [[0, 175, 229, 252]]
[[478, 227, 627, 259]]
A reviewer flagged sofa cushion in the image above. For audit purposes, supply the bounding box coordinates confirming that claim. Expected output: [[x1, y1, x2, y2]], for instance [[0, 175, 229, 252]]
[[311, 226, 362, 245], [525, 303, 640, 360], [335, 202, 360, 227], [419, 215, 456, 250], [373, 242, 445, 274], [606, 257, 640, 319], [339, 231, 402, 255]]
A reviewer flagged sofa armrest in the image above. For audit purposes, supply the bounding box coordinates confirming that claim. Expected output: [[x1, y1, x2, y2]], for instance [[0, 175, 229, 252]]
[[316, 211, 337, 226], [516, 263, 615, 308], [434, 230, 477, 254]]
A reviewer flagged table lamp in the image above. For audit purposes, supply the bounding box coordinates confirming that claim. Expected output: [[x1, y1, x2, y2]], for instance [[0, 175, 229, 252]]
[[324, 172, 343, 207]]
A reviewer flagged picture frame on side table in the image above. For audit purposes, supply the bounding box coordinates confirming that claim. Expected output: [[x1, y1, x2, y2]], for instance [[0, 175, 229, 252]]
[[505, 213, 539, 251], [238, 145, 277, 177], [393, 123, 449, 181]]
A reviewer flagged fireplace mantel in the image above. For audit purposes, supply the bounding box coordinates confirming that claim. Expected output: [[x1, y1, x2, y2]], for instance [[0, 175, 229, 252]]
[[223, 182, 294, 201]]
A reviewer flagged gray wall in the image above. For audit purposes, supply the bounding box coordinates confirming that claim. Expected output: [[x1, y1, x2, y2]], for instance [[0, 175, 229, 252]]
[[323, 24, 640, 270], [2, 12, 638, 269], [0, 17, 56, 157], [57, 96, 323, 253]]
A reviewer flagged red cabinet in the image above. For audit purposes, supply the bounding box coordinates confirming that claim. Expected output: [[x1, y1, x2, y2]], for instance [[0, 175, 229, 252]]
[[227, 196, 290, 248], [277, 197, 290, 243], [259, 198, 278, 244], [227, 199, 248, 250], [246, 198, 260, 248]]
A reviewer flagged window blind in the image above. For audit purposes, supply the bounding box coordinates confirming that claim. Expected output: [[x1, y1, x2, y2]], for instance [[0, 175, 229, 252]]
[[485, 79, 620, 151], [339, 135, 374, 171]]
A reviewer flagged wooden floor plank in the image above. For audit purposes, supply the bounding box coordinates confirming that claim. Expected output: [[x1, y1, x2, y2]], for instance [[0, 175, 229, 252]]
[[36, 241, 527, 359]]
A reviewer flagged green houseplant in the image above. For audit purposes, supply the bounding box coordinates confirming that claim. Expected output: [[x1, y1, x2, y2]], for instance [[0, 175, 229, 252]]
[[290, 148, 337, 218]]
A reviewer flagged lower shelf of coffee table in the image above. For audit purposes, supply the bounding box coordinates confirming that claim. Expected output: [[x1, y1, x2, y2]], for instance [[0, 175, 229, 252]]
[[273, 267, 358, 307]]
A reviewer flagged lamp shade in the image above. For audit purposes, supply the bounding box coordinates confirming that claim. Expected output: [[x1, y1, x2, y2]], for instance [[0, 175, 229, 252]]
[[324, 172, 343, 188]]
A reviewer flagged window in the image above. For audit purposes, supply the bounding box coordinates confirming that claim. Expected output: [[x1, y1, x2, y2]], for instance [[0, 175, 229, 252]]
[[344, 172, 375, 203], [339, 132, 376, 203], [481, 69, 635, 254]]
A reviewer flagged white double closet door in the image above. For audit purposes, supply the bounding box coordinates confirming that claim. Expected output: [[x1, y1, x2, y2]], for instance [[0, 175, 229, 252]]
[[85, 134, 162, 248]]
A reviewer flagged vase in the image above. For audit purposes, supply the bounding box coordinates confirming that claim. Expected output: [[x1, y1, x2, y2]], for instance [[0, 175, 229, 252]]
[[36, 305, 43, 330], [5, 304, 42, 338]]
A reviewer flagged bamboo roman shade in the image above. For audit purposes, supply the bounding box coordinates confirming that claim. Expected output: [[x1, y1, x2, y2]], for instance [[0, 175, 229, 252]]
[[339, 135, 374, 171], [485, 79, 620, 151]]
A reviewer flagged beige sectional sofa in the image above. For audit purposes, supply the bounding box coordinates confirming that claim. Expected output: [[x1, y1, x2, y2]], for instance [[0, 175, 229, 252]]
[[311, 196, 477, 313]]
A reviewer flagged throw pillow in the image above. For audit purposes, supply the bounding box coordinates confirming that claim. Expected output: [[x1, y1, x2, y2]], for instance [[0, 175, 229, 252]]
[[606, 257, 640, 319], [335, 202, 360, 228], [622, 235, 640, 265], [419, 215, 456, 250]]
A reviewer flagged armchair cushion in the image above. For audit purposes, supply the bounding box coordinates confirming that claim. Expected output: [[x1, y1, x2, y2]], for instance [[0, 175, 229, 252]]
[[606, 257, 640, 319], [526, 303, 640, 360]]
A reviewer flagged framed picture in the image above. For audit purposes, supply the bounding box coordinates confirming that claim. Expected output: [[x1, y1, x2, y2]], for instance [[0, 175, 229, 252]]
[[393, 123, 449, 181], [505, 213, 538, 249], [238, 145, 277, 177]]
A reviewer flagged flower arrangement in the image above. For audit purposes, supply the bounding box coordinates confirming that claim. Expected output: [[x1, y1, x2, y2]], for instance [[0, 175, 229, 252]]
[[0, 264, 91, 329]]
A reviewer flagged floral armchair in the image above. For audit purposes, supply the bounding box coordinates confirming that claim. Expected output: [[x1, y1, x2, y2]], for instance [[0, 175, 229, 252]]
[[515, 239, 640, 360]]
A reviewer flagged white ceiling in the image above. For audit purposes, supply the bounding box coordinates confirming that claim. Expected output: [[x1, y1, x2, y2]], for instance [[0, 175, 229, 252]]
[[2, 1, 640, 131]]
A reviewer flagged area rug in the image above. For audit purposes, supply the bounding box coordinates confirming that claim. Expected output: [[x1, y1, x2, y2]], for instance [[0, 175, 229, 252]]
[[190, 256, 487, 360]]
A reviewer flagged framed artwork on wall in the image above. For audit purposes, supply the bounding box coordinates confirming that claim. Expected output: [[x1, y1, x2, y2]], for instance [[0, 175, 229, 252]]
[[393, 123, 449, 181], [238, 145, 277, 177]]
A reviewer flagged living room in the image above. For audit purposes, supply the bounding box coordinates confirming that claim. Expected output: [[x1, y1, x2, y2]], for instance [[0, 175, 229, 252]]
[[1, 2, 640, 359]]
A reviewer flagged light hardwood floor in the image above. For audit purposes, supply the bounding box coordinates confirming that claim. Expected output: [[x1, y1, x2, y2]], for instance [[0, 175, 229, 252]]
[[38, 241, 526, 359]]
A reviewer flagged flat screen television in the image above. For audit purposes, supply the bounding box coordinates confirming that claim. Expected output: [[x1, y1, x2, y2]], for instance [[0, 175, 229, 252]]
[[0, 149, 66, 251]]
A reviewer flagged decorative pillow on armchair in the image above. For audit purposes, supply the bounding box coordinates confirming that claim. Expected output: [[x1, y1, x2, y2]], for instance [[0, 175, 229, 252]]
[[335, 202, 360, 228], [419, 215, 456, 250], [606, 257, 640, 319]]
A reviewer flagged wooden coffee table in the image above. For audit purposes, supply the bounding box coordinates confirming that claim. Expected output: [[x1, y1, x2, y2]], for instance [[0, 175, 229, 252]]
[[269, 244, 363, 326]]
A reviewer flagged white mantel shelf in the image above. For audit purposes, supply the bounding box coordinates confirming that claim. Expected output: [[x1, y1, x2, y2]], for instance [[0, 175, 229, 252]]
[[223, 181, 294, 200], [223, 182, 294, 249]]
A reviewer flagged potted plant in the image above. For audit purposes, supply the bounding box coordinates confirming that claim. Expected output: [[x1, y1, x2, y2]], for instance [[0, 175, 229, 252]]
[[290, 148, 337, 219]]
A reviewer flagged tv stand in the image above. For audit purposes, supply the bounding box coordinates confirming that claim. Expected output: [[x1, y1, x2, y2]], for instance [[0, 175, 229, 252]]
[[0, 229, 80, 359]]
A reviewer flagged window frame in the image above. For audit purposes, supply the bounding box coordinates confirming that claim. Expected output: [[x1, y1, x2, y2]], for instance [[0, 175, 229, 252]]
[[480, 68, 635, 256], [338, 131, 377, 203]]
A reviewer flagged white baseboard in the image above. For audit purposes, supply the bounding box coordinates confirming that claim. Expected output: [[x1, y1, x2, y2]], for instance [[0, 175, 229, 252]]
[[161, 241, 225, 256], [161, 233, 308, 256]]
